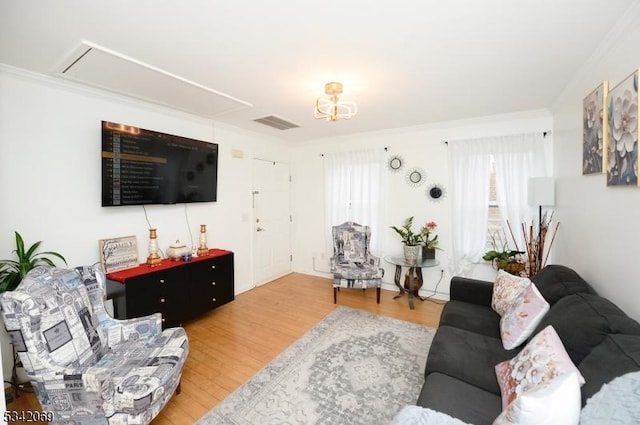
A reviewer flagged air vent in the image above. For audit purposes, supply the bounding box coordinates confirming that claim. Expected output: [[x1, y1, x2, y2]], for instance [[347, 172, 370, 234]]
[[253, 115, 300, 130]]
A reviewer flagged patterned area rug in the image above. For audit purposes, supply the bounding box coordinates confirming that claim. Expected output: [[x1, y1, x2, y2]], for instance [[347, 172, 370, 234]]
[[196, 306, 435, 425]]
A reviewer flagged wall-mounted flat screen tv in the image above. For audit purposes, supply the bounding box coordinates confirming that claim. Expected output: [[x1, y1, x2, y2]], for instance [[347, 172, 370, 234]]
[[101, 121, 218, 206]]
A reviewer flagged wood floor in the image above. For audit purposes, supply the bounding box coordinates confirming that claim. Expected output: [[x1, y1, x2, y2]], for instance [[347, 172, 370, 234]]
[[6, 273, 445, 424]]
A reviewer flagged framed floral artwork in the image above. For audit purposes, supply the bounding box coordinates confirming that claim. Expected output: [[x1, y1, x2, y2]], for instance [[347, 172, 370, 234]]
[[583, 81, 608, 174], [607, 70, 639, 186]]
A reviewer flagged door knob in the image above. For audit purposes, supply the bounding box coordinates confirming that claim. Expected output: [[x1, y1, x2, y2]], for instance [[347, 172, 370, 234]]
[[256, 227, 265, 232]]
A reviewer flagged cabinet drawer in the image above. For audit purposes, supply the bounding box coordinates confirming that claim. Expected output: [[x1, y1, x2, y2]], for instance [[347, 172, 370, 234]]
[[125, 269, 180, 319]]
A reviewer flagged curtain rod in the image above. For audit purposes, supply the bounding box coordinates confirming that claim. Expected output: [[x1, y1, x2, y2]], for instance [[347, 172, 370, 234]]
[[442, 131, 552, 145]]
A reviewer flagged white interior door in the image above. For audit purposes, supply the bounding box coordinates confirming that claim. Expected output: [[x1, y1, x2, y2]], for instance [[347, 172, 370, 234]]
[[252, 159, 292, 286]]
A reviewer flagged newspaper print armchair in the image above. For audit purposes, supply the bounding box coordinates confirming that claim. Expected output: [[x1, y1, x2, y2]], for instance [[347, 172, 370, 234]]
[[0, 265, 189, 425], [330, 221, 384, 304]]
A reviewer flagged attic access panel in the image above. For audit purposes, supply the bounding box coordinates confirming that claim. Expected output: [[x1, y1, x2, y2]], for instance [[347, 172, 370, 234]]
[[54, 41, 252, 117]]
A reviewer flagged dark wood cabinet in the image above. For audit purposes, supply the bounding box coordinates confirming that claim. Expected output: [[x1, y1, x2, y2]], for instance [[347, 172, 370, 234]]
[[106, 250, 234, 328]]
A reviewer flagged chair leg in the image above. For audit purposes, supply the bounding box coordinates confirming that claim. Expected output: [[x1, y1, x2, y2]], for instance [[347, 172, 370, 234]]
[[334, 287, 337, 304], [176, 380, 182, 394], [376, 287, 381, 304]]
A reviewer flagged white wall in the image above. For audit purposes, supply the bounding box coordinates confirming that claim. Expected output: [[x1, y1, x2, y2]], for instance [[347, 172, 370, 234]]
[[0, 65, 295, 377], [551, 3, 640, 321], [291, 110, 552, 297], [0, 65, 292, 294]]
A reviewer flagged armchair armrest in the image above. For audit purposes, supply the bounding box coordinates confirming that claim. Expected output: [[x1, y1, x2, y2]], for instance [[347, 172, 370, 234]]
[[35, 365, 114, 419], [449, 276, 494, 307]]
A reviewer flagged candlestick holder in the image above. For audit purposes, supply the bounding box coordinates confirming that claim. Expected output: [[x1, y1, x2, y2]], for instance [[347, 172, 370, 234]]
[[146, 228, 162, 266], [197, 224, 209, 256]]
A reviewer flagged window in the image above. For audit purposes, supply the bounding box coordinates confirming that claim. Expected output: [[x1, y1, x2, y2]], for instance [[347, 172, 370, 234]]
[[487, 157, 503, 246], [324, 150, 384, 254], [448, 132, 546, 275]]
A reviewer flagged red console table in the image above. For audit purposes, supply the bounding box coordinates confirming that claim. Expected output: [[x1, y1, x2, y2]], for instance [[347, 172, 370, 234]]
[[106, 249, 234, 328]]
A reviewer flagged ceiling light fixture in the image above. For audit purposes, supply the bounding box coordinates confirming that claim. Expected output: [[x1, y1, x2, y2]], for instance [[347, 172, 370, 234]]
[[314, 82, 357, 121]]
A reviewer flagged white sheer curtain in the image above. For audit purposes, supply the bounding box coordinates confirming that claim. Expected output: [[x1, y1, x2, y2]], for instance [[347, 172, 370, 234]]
[[493, 133, 546, 250], [324, 149, 384, 255], [449, 132, 547, 276], [449, 139, 493, 275]]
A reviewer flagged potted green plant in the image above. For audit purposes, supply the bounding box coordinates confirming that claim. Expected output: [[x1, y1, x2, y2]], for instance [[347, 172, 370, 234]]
[[482, 230, 525, 276], [391, 216, 424, 264], [0, 231, 67, 387], [0, 231, 67, 292]]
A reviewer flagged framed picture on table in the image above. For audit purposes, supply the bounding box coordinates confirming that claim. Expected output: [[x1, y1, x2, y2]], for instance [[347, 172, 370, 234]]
[[99, 235, 138, 273]]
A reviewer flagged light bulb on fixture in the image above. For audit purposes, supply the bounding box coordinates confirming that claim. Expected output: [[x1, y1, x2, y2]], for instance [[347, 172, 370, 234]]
[[314, 82, 357, 121]]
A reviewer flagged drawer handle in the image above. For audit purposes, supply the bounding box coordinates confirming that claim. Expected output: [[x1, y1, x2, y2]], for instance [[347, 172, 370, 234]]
[[211, 265, 216, 269], [212, 281, 216, 286], [160, 298, 165, 303], [160, 279, 165, 284], [162, 318, 165, 322], [212, 298, 216, 302]]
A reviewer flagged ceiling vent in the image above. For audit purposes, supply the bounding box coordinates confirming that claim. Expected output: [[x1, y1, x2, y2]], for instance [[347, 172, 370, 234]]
[[253, 115, 300, 130], [53, 41, 252, 118]]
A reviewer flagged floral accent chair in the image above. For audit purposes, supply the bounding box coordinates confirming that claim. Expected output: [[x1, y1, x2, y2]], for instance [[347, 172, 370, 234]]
[[0, 265, 189, 425], [330, 222, 384, 304]]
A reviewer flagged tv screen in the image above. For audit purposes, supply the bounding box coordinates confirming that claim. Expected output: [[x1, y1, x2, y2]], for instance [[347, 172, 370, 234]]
[[101, 121, 218, 206]]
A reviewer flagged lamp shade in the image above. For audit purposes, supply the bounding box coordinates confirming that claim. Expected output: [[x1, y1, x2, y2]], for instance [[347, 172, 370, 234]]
[[528, 177, 555, 207]]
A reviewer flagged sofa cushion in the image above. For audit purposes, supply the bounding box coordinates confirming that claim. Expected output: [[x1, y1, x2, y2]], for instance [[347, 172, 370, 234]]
[[578, 334, 640, 406], [530, 293, 640, 365], [417, 372, 502, 425], [499, 283, 549, 350], [438, 300, 501, 339], [426, 325, 517, 394], [531, 264, 596, 305]]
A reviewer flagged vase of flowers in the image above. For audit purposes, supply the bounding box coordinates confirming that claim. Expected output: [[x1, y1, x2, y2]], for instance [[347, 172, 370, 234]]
[[421, 221, 438, 260]]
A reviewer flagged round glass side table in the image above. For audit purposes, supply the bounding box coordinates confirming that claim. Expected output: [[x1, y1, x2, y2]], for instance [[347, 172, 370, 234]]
[[384, 256, 440, 309]]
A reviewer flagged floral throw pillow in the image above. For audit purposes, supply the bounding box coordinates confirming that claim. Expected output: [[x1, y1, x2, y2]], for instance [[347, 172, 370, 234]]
[[492, 270, 531, 316], [499, 283, 550, 350], [493, 373, 582, 425], [494, 326, 584, 425]]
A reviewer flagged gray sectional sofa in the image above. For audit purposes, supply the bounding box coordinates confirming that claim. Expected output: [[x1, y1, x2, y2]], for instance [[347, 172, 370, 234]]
[[417, 265, 640, 424]]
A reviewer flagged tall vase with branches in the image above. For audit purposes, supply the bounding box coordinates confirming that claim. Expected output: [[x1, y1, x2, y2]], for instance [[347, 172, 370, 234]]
[[506, 214, 560, 278]]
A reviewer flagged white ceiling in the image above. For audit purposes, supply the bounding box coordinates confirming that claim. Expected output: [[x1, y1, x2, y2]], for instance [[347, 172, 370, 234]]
[[0, 0, 636, 143]]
